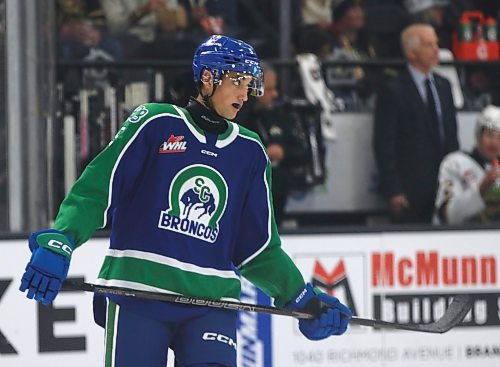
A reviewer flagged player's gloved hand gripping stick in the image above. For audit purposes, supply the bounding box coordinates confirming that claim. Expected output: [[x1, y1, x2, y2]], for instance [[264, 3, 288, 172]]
[[285, 283, 352, 339], [19, 229, 74, 305]]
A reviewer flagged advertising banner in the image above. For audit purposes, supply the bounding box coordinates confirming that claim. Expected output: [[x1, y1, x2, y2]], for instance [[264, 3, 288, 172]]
[[2, 230, 499, 366], [274, 231, 500, 367]]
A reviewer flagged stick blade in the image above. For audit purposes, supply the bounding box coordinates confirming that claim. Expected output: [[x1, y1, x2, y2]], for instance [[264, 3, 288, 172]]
[[351, 294, 473, 334], [415, 294, 473, 333]]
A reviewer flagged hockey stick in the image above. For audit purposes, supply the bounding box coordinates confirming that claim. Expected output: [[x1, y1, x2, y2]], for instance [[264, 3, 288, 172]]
[[62, 280, 472, 334]]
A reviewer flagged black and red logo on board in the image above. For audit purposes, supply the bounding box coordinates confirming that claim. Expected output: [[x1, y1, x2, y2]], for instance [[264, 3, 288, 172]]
[[311, 259, 358, 316]]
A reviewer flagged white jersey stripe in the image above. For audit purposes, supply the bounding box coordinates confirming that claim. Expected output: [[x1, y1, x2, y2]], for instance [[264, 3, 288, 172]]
[[174, 105, 207, 143], [104, 249, 240, 280]]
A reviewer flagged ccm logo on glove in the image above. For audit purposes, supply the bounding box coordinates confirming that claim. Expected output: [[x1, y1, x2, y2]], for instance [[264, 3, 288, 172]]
[[285, 283, 352, 340], [19, 229, 75, 305], [295, 288, 308, 303], [47, 240, 73, 257]]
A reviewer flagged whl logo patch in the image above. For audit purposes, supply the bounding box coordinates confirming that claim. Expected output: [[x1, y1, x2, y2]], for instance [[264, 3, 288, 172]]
[[158, 164, 228, 243], [159, 135, 187, 153]]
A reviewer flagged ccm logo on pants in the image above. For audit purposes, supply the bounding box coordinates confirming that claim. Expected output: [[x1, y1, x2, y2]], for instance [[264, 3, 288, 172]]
[[202, 332, 237, 350]]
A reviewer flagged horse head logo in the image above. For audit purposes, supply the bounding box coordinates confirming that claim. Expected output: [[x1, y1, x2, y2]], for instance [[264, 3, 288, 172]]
[[180, 177, 217, 220]]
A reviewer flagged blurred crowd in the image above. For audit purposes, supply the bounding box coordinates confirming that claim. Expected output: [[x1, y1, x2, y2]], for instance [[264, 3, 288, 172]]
[[56, 0, 500, 58], [57, 0, 500, 107], [54, 0, 500, 227]]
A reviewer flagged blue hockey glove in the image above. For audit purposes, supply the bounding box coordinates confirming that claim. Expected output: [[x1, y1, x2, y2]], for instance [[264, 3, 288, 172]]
[[285, 283, 352, 340], [19, 229, 74, 305]]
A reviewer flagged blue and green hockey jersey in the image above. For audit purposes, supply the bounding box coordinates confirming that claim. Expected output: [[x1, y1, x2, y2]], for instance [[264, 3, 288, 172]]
[[54, 103, 305, 311]]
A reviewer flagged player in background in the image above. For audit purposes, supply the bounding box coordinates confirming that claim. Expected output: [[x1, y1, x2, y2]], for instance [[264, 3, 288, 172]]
[[19, 35, 351, 367], [434, 105, 500, 224]]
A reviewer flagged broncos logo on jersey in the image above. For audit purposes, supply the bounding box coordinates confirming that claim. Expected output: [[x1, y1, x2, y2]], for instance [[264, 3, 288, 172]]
[[181, 188, 216, 219], [158, 164, 228, 243]]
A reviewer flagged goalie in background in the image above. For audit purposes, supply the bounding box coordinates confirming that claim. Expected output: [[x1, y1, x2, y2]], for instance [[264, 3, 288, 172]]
[[435, 105, 500, 224]]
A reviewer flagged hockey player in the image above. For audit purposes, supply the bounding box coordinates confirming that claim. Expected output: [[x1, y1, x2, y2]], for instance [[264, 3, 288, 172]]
[[19, 35, 351, 367], [435, 105, 500, 224]]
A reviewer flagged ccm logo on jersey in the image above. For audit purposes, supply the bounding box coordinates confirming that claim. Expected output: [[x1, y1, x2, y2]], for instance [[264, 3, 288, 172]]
[[159, 135, 187, 153], [201, 149, 218, 157], [202, 332, 237, 350]]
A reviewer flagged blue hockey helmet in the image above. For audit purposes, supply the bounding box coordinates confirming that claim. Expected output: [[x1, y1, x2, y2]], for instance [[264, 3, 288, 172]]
[[192, 35, 264, 97]]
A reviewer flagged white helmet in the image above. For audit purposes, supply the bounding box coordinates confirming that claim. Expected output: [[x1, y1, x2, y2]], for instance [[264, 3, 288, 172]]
[[476, 105, 500, 137]]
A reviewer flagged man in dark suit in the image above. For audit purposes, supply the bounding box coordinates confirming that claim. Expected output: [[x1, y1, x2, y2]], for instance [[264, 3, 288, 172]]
[[373, 24, 459, 223]]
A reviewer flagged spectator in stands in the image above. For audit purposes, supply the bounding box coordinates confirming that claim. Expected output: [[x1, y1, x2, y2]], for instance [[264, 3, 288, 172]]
[[327, 0, 378, 108], [101, 0, 190, 59], [57, 0, 123, 61], [180, 0, 238, 41], [329, 0, 375, 60], [361, 1, 409, 59], [435, 105, 500, 224], [236, 0, 288, 58], [373, 24, 459, 223], [298, 25, 333, 60], [301, 0, 335, 29]]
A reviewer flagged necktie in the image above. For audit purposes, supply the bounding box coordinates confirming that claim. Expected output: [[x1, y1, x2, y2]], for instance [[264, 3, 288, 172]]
[[425, 78, 444, 144]]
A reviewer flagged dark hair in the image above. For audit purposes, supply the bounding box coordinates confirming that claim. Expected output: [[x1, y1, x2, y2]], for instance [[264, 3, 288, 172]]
[[298, 26, 331, 55], [332, 0, 362, 23]]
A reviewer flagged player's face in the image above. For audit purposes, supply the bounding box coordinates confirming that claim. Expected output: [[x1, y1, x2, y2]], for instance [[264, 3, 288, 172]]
[[211, 71, 252, 120], [409, 28, 440, 73], [478, 129, 500, 161]]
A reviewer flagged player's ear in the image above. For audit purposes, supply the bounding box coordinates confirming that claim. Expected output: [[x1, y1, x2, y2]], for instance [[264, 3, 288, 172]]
[[200, 69, 214, 95]]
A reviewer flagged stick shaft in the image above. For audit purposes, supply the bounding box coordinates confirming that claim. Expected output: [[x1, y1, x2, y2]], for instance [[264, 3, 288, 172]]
[[62, 280, 314, 319], [62, 280, 472, 333]]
